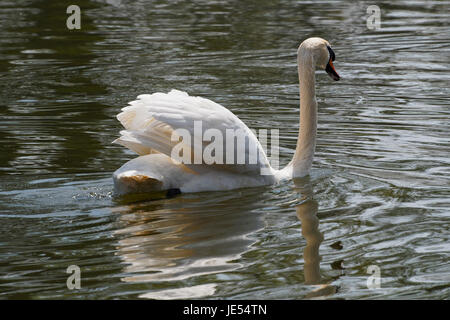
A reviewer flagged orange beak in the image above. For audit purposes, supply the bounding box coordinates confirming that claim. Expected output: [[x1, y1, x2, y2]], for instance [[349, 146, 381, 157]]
[[326, 58, 340, 81]]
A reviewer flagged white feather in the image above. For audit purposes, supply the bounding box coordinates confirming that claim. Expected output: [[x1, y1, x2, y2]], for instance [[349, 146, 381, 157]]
[[113, 90, 275, 194]]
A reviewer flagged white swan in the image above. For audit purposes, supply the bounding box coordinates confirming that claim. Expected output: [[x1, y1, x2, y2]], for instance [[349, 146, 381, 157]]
[[113, 37, 340, 195]]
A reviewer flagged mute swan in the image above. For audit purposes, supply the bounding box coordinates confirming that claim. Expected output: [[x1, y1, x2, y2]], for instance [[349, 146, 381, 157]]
[[113, 37, 340, 195]]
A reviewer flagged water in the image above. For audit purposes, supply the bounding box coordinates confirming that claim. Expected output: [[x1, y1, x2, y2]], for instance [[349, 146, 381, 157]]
[[0, 0, 449, 299]]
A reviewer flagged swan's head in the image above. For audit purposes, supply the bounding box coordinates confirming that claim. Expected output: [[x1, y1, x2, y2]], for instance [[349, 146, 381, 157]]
[[298, 37, 340, 81]]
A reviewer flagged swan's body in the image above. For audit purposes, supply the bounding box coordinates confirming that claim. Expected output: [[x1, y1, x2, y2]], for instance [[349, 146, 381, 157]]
[[113, 37, 340, 195]]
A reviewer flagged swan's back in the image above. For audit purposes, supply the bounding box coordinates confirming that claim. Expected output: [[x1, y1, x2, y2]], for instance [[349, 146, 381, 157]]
[[113, 90, 275, 194]]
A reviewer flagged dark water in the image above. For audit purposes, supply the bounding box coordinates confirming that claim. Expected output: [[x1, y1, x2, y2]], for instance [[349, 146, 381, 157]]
[[0, 0, 449, 299]]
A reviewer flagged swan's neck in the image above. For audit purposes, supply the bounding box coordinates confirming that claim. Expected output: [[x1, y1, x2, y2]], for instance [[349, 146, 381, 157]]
[[289, 52, 317, 178]]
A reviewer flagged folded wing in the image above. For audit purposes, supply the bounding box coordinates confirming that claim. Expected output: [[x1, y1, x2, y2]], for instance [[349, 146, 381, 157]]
[[114, 89, 271, 175]]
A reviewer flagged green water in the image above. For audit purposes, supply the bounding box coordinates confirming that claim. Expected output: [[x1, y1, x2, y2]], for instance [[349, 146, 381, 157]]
[[0, 0, 449, 299]]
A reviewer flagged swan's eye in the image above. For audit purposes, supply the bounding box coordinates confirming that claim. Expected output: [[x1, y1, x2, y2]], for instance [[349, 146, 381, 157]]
[[326, 45, 335, 62]]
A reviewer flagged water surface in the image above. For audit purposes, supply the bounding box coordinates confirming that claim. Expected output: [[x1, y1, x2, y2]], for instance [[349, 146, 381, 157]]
[[0, 0, 449, 299]]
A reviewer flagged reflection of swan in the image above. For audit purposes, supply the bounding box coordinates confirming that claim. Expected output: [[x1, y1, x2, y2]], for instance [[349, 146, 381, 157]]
[[294, 177, 336, 298], [113, 37, 340, 195], [112, 190, 266, 299]]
